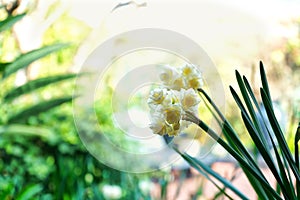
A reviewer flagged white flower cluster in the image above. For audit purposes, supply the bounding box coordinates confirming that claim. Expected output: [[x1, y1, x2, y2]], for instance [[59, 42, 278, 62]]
[[148, 64, 203, 136]]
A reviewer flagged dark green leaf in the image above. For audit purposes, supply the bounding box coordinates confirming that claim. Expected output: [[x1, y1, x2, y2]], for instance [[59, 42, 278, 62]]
[[8, 96, 73, 123], [241, 111, 291, 198], [261, 88, 300, 183], [236, 71, 268, 147], [260, 61, 272, 104], [229, 86, 248, 116], [295, 123, 300, 197], [0, 14, 26, 33], [281, 151, 297, 199], [243, 70, 296, 198], [0, 62, 10, 73], [199, 88, 265, 179], [296, 123, 300, 147], [295, 123, 300, 169], [197, 119, 282, 199], [198, 88, 226, 121]]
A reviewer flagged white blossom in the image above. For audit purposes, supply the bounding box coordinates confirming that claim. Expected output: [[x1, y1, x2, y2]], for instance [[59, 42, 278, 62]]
[[179, 88, 200, 112], [149, 113, 167, 135], [180, 64, 204, 90], [147, 88, 168, 108], [159, 65, 185, 90], [159, 65, 178, 85]]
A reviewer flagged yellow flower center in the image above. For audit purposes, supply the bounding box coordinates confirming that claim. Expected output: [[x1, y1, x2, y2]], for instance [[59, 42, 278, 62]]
[[182, 95, 197, 108], [188, 78, 200, 89], [182, 66, 192, 76], [165, 107, 181, 124]]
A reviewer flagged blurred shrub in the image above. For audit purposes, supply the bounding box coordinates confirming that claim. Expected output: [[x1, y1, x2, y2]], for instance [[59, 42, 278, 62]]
[[0, 6, 157, 200]]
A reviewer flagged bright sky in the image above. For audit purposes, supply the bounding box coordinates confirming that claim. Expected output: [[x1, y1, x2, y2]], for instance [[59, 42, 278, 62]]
[[67, 0, 300, 67], [68, 0, 300, 27]]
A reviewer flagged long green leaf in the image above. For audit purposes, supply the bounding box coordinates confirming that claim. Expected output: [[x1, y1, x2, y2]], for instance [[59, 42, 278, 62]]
[[2, 43, 69, 79], [199, 89, 266, 182], [16, 184, 43, 200], [242, 73, 296, 198], [236, 70, 269, 148], [197, 119, 282, 199], [260, 61, 272, 105], [296, 123, 300, 168], [261, 88, 300, 183], [295, 123, 300, 197], [281, 151, 297, 199], [199, 90, 270, 198], [241, 111, 292, 199], [198, 88, 226, 121], [4, 74, 78, 102], [230, 86, 249, 116], [236, 75, 285, 194], [264, 119, 295, 198], [0, 124, 58, 144], [0, 13, 26, 33], [7, 96, 73, 123]]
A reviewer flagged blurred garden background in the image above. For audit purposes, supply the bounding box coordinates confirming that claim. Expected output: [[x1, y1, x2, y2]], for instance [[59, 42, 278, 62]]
[[0, 0, 299, 199]]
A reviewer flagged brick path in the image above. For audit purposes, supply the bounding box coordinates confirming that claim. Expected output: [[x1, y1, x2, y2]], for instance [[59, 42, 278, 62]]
[[151, 162, 277, 200]]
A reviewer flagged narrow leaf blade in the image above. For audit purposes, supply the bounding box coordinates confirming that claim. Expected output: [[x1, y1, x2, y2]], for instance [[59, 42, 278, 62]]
[[0, 13, 26, 33], [8, 96, 73, 123], [260, 61, 272, 102], [4, 74, 77, 102], [3, 43, 69, 79]]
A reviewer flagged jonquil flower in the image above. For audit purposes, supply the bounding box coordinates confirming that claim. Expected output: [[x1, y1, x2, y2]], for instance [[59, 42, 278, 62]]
[[148, 86, 201, 136], [160, 65, 185, 91], [147, 88, 168, 108], [159, 65, 179, 85], [148, 88, 177, 109], [180, 88, 200, 112], [180, 64, 204, 90], [149, 113, 167, 135], [159, 64, 203, 91]]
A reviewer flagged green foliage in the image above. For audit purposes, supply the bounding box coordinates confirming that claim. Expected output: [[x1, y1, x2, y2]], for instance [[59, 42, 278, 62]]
[[0, 9, 156, 200], [179, 62, 300, 199], [0, 11, 79, 199]]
